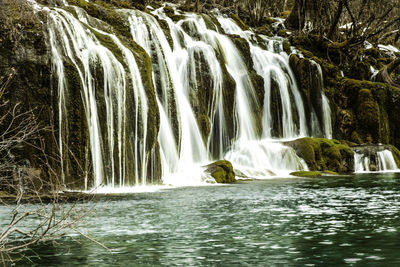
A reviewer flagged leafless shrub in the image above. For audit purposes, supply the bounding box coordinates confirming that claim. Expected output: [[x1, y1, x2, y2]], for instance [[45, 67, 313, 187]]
[[0, 69, 99, 266]]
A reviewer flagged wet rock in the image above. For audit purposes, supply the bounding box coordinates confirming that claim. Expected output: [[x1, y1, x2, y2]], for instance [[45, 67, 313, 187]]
[[204, 160, 236, 183], [290, 171, 322, 178], [285, 137, 354, 173]]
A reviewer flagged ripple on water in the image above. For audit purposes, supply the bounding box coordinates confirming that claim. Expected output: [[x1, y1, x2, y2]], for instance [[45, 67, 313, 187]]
[[5, 174, 400, 266]]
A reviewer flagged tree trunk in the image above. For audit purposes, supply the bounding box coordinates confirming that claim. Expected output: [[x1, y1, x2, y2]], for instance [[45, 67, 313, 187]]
[[285, 0, 335, 35]]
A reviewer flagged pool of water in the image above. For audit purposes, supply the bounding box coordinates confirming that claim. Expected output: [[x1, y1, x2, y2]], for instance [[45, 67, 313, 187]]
[[6, 173, 400, 266]]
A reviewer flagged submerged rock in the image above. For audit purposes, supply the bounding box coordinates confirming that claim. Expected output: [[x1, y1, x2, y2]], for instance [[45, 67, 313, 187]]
[[204, 160, 236, 183], [290, 171, 322, 178], [290, 170, 339, 177]]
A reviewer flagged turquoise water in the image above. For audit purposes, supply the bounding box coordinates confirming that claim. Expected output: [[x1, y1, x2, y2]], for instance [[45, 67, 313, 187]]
[[9, 174, 400, 266]]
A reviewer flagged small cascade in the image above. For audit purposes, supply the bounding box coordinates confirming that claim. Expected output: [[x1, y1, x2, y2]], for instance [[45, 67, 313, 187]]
[[353, 145, 399, 173], [310, 60, 333, 138], [321, 92, 333, 139], [377, 150, 399, 171], [216, 16, 308, 139], [354, 152, 371, 172]]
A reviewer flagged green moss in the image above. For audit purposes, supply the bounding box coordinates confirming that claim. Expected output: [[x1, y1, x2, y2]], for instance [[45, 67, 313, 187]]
[[205, 160, 236, 183], [346, 61, 371, 80], [350, 131, 362, 144], [290, 55, 328, 132], [163, 6, 175, 15], [89, 28, 124, 63], [202, 14, 223, 33], [255, 25, 273, 37], [230, 36, 253, 70], [131, 42, 160, 152], [63, 61, 90, 189], [356, 89, 380, 143], [323, 170, 339, 175], [290, 171, 322, 178], [68, 0, 131, 38], [170, 15, 186, 22], [157, 19, 174, 49], [286, 137, 354, 173], [282, 40, 291, 54], [231, 14, 249, 31]]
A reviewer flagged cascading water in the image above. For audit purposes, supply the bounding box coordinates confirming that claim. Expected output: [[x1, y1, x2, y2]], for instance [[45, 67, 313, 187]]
[[216, 16, 308, 139], [353, 146, 399, 173], [377, 150, 399, 171], [354, 152, 371, 173], [32, 1, 337, 188], [47, 5, 151, 188], [314, 62, 333, 139]]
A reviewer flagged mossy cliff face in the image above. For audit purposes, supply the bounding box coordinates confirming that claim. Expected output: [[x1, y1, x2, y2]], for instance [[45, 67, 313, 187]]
[[285, 138, 354, 173], [289, 33, 400, 150], [334, 79, 399, 146], [0, 1, 59, 184], [0, 0, 163, 187], [60, 62, 91, 189], [65, 0, 162, 185]]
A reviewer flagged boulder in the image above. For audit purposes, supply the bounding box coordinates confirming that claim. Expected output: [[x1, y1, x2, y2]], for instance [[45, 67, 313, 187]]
[[204, 160, 236, 183]]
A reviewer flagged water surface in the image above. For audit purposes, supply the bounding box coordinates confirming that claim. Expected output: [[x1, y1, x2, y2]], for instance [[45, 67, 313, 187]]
[[10, 174, 400, 266]]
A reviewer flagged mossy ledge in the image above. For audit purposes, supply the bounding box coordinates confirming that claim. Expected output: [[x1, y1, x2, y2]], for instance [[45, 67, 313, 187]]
[[285, 137, 354, 173], [290, 171, 322, 178]]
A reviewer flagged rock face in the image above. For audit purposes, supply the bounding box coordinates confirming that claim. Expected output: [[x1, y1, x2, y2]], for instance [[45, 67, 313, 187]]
[[204, 160, 236, 183], [0, 0, 57, 184], [285, 137, 354, 173], [289, 33, 400, 150]]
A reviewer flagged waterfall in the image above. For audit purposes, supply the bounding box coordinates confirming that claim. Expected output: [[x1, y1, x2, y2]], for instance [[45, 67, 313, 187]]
[[321, 92, 333, 139], [217, 16, 308, 139], [354, 152, 371, 173], [314, 62, 333, 139], [47, 6, 150, 188], [377, 150, 399, 171], [31, 1, 338, 188], [353, 147, 399, 173]]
